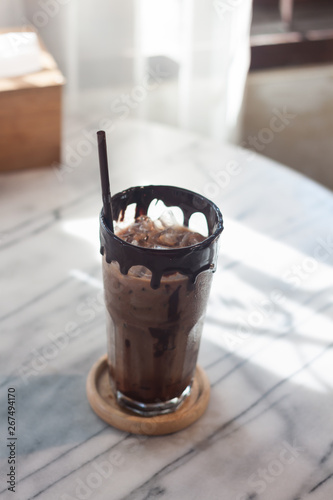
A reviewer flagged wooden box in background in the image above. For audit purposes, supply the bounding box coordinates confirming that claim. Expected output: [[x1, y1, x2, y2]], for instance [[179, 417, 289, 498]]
[[0, 29, 65, 171]]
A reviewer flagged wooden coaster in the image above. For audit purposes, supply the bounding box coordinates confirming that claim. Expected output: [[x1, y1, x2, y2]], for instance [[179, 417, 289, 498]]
[[86, 354, 210, 436]]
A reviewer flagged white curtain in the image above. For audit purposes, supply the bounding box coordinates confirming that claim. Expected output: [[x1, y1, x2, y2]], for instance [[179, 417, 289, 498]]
[[0, 0, 252, 143]]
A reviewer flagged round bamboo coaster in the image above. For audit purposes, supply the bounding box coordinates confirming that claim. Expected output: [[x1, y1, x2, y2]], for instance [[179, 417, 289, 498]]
[[86, 354, 210, 436]]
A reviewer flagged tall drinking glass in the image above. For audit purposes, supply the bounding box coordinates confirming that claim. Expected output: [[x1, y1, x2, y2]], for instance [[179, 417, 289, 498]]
[[100, 185, 223, 416]]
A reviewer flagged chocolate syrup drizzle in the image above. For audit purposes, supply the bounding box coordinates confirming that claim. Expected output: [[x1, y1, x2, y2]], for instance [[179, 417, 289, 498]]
[[100, 185, 223, 289]]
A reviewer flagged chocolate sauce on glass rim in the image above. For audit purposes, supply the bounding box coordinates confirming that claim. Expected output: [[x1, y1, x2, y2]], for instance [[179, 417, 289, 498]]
[[100, 185, 223, 289]]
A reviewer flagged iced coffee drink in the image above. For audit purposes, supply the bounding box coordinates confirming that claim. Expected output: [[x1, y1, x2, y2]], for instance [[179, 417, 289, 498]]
[[100, 185, 223, 416]]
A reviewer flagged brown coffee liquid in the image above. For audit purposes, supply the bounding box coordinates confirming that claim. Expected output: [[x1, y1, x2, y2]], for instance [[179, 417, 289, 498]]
[[100, 185, 223, 408], [103, 259, 212, 404], [102, 217, 210, 403]]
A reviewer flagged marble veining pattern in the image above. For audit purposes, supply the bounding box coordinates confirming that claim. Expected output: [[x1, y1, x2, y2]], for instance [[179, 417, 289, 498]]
[[0, 120, 332, 500]]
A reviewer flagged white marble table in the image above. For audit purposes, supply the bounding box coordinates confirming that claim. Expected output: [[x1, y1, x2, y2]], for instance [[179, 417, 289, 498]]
[[1, 119, 333, 500]]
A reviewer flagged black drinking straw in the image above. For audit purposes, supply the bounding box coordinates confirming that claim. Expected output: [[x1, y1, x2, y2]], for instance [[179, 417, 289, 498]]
[[97, 130, 114, 232]]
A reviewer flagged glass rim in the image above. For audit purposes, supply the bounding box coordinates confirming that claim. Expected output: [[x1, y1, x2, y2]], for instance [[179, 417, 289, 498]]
[[100, 184, 223, 253]]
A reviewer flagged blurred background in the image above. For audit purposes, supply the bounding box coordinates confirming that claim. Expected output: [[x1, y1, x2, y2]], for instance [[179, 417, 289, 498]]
[[0, 0, 332, 189]]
